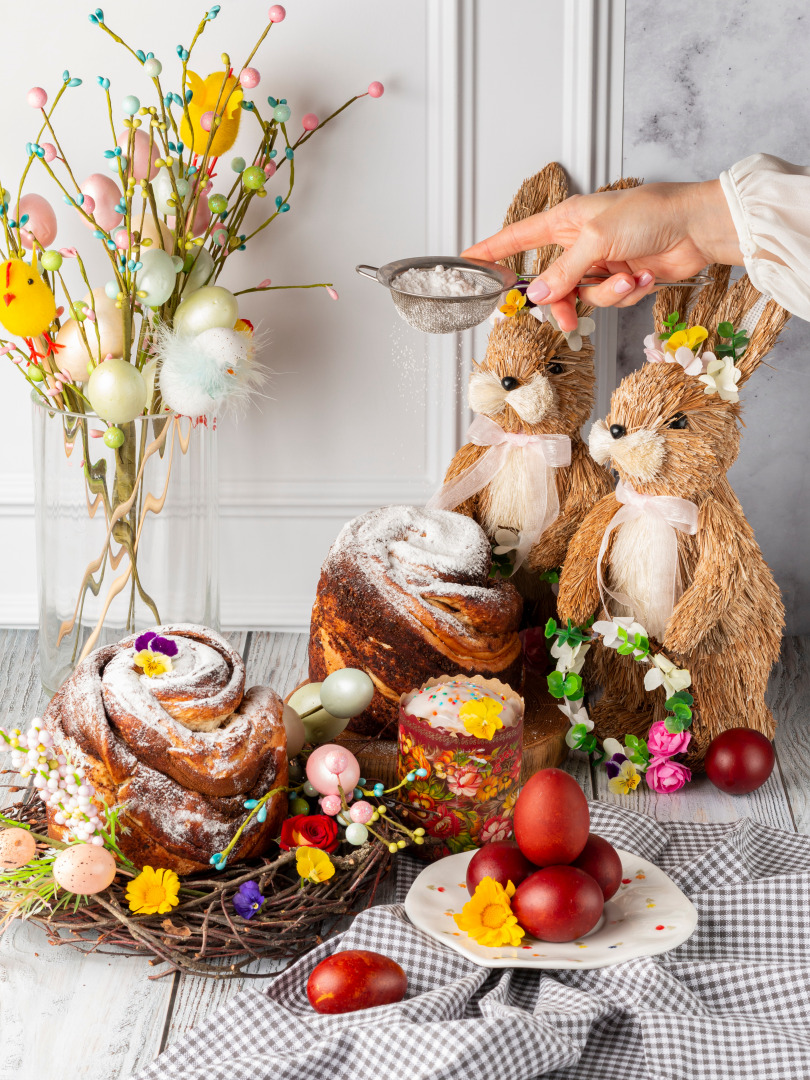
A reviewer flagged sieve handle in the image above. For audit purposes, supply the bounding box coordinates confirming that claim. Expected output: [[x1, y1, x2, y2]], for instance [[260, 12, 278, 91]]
[[355, 264, 380, 282]]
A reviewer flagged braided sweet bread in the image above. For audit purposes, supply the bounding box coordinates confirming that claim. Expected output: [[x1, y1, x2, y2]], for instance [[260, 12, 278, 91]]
[[43, 625, 288, 874], [309, 506, 523, 737]]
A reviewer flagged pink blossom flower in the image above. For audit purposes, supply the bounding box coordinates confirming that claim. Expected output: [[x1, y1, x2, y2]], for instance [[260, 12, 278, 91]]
[[445, 764, 483, 798], [480, 816, 513, 844], [646, 756, 692, 793], [646, 720, 691, 758], [643, 333, 666, 363]]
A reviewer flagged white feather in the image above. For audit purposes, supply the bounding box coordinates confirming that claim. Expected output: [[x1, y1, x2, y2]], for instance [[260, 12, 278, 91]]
[[155, 323, 266, 418]]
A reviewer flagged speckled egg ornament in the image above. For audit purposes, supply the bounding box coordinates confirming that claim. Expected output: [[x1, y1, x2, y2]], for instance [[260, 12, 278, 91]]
[[52, 843, 116, 895], [0, 827, 37, 870]]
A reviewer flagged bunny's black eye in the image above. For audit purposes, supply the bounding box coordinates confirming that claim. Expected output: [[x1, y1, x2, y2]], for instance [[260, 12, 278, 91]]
[[547, 362, 564, 375], [668, 413, 688, 430], [501, 376, 520, 391]]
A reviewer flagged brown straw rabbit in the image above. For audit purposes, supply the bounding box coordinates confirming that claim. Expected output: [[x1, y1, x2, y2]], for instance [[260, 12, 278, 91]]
[[428, 163, 635, 621], [557, 266, 791, 764]]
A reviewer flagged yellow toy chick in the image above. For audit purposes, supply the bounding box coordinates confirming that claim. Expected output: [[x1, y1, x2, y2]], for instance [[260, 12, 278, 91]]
[[0, 255, 58, 358], [180, 70, 243, 158]]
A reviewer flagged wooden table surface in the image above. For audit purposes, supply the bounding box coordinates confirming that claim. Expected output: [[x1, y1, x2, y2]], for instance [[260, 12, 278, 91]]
[[1, 629, 808, 1080]]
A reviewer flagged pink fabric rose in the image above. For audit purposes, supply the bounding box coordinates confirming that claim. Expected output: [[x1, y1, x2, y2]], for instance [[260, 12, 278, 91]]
[[646, 756, 692, 793], [647, 721, 692, 758]]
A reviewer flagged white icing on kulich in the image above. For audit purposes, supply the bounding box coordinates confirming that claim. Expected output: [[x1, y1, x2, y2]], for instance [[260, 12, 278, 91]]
[[404, 676, 521, 734]]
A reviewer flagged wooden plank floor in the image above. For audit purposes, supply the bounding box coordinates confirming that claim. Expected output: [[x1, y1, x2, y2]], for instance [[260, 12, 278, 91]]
[[0, 630, 807, 1079]]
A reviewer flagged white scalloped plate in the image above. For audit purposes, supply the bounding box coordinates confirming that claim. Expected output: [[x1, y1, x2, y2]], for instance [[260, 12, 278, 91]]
[[404, 848, 697, 969]]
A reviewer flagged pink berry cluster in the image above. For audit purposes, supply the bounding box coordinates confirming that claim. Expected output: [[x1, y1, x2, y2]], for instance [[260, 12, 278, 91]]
[[1, 719, 106, 845]]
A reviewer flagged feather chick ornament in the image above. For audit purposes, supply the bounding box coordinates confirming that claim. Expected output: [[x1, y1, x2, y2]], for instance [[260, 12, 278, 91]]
[[156, 323, 264, 418], [180, 70, 243, 158], [0, 254, 59, 358]]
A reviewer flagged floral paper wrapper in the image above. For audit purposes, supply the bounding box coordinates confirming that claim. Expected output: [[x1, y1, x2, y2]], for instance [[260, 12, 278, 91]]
[[397, 675, 523, 861]]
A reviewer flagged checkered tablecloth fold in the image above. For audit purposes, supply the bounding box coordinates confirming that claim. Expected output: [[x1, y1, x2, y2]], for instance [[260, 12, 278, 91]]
[[137, 803, 810, 1080]]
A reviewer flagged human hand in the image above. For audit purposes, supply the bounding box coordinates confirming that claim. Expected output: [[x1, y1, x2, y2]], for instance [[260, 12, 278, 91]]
[[462, 179, 742, 331]]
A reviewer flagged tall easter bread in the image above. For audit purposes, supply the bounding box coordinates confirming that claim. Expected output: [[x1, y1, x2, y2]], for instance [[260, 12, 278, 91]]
[[431, 163, 635, 622], [557, 266, 791, 765]]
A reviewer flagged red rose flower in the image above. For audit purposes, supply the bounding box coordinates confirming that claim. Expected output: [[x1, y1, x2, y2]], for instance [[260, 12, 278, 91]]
[[279, 814, 339, 853]]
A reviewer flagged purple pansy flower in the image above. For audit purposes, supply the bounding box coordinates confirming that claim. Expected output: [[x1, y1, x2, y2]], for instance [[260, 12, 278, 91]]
[[134, 630, 179, 657], [604, 752, 628, 780], [233, 880, 265, 920]]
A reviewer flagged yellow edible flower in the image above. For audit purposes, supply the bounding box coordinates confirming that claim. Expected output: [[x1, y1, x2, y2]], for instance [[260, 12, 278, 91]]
[[499, 289, 527, 318], [296, 846, 335, 884], [133, 649, 173, 678], [459, 698, 504, 741], [608, 759, 642, 796], [126, 866, 181, 915], [453, 876, 524, 947], [665, 326, 708, 353]]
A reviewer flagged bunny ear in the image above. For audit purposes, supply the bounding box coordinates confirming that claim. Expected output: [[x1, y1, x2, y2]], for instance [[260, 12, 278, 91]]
[[710, 276, 792, 387], [655, 263, 731, 335], [499, 162, 568, 277]]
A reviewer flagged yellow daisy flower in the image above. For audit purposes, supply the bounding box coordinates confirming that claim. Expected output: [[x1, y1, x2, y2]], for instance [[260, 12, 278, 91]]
[[453, 876, 524, 947], [608, 759, 642, 796], [498, 289, 527, 318], [133, 649, 173, 678], [126, 866, 181, 915], [665, 325, 708, 353], [459, 698, 504, 741], [296, 846, 335, 884]]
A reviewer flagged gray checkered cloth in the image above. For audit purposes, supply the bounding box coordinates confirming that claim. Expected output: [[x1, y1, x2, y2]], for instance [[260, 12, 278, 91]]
[[136, 802, 810, 1080]]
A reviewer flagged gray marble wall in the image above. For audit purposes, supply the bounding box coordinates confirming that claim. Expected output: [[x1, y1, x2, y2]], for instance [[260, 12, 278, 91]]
[[620, 0, 810, 633]]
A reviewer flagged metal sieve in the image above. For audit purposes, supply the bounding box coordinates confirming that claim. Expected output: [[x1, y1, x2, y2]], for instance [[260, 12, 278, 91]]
[[356, 256, 518, 334]]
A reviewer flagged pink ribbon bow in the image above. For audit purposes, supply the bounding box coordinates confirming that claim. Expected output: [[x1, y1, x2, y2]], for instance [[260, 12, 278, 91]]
[[597, 480, 699, 637], [426, 414, 571, 571]]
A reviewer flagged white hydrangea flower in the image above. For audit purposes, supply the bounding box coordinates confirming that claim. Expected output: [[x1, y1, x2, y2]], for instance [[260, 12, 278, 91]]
[[550, 638, 590, 675], [593, 616, 648, 650], [492, 527, 520, 555], [698, 353, 741, 403]]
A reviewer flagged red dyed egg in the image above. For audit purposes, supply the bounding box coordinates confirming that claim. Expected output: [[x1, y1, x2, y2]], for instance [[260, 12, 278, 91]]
[[466, 840, 535, 897], [705, 728, 775, 795], [513, 768, 590, 867], [307, 950, 407, 1014], [512, 866, 604, 942], [569, 833, 622, 900]]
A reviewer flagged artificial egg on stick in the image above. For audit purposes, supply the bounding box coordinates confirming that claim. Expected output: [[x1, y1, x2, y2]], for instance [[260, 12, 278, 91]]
[[172, 285, 238, 337], [287, 682, 348, 745], [320, 668, 375, 720], [117, 128, 159, 182], [151, 162, 191, 218], [305, 743, 361, 796], [183, 247, 215, 293], [87, 357, 147, 423], [18, 193, 57, 250], [137, 247, 181, 308], [80, 174, 123, 232], [54, 288, 127, 382], [282, 703, 306, 758]]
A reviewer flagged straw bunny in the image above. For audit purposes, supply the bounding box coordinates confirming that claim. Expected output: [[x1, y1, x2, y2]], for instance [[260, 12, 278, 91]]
[[428, 163, 636, 621], [556, 266, 791, 764]]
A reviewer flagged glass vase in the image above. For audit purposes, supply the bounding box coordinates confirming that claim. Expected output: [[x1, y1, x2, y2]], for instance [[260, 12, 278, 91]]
[[32, 395, 219, 694]]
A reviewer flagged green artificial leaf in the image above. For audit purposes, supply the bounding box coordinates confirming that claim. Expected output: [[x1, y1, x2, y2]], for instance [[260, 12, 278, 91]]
[[664, 715, 689, 734], [590, 741, 605, 764], [616, 626, 628, 643], [718, 321, 734, 337], [665, 690, 694, 709], [545, 617, 559, 640], [672, 702, 693, 721], [617, 643, 635, 655], [581, 734, 598, 756], [547, 671, 566, 698], [539, 567, 561, 584]]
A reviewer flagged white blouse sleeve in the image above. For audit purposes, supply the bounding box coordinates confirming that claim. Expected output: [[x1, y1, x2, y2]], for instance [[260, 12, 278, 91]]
[[719, 153, 810, 320]]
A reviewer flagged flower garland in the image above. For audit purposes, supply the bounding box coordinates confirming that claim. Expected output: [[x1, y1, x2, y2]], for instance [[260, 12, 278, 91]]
[[644, 312, 749, 403], [544, 616, 693, 793]]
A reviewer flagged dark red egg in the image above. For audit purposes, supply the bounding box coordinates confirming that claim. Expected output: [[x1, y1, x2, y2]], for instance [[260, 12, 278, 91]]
[[513, 768, 590, 867], [466, 840, 535, 896], [512, 866, 604, 942], [307, 950, 407, 1014], [569, 833, 623, 900], [705, 728, 775, 795]]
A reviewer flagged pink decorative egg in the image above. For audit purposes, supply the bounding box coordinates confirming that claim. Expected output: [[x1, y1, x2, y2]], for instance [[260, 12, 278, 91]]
[[200, 110, 215, 133], [302, 113, 319, 131], [80, 174, 123, 233], [367, 81, 384, 99], [18, 193, 57, 250], [349, 801, 374, 825], [52, 844, 116, 895], [0, 827, 37, 870], [306, 743, 360, 796], [118, 129, 159, 181], [27, 86, 47, 109], [268, 5, 286, 22], [240, 67, 261, 89]]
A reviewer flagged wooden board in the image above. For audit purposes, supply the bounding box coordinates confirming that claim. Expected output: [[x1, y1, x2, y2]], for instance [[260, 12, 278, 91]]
[[332, 669, 569, 788]]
